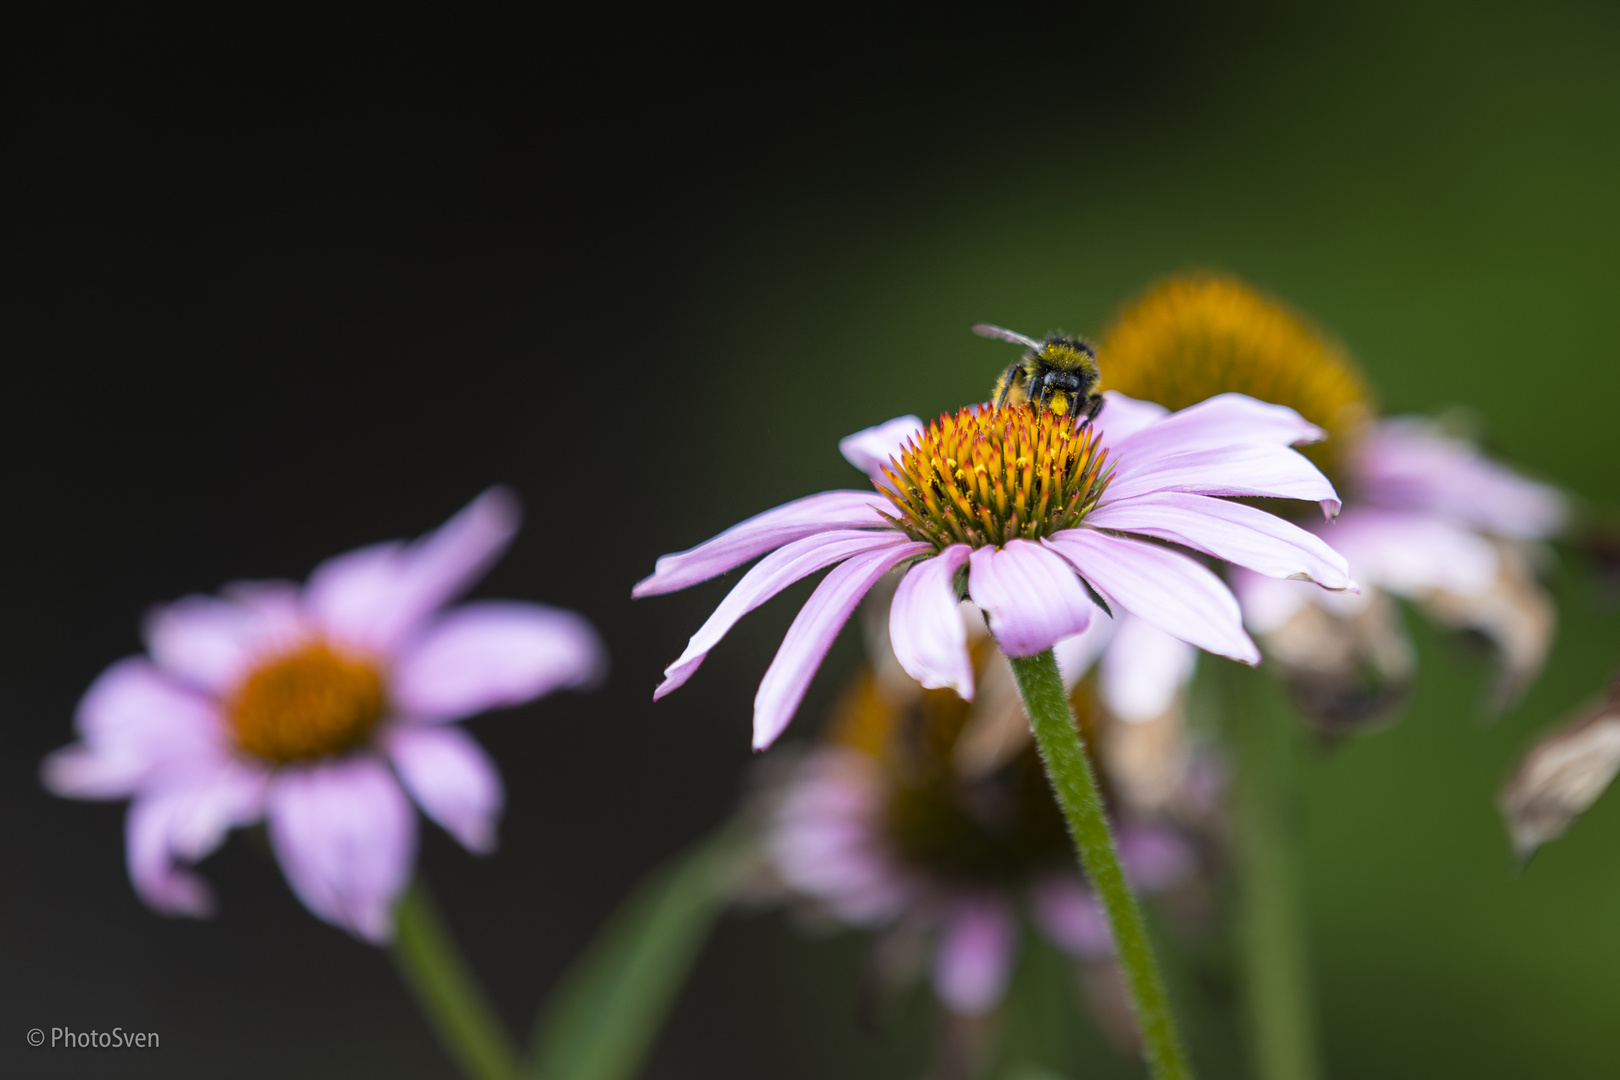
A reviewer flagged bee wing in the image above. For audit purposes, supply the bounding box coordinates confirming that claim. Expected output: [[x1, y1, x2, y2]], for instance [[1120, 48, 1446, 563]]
[[971, 323, 1043, 350]]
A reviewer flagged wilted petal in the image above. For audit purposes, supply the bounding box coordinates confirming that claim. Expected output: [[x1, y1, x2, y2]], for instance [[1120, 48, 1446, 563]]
[[308, 488, 522, 656], [43, 658, 229, 799], [1417, 539, 1556, 714], [632, 490, 891, 598], [1100, 615, 1197, 723], [1030, 875, 1113, 958], [889, 545, 975, 698], [393, 601, 607, 722], [125, 762, 270, 917], [839, 415, 924, 480], [753, 542, 932, 750], [386, 726, 504, 854], [967, 540, 1095, 658], [933, 893, 1018, 1014], [1500, 687, 1620, 861], [656, 530, 910, 699], [1046, 529, 1258, 664], [267, 758, 417, 943], [1104, 444, 1341, 519], [1087, 491, 1352, 589]]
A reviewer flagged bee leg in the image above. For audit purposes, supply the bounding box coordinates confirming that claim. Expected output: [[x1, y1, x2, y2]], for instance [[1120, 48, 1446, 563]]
[[1079, 395, 1105, 429]]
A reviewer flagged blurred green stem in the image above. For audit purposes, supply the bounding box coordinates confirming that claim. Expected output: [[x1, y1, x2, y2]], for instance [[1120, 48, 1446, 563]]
[[1010, 649, 1194, 1080], [1228, 668, 1322, 1080], [392, 880, 522, 1080]]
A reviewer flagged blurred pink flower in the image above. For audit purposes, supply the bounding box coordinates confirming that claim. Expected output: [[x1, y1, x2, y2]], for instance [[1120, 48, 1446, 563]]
[[43, 489, 605, 943], [768, 747, 1193, 1015], [638, 392, 1352, 749]]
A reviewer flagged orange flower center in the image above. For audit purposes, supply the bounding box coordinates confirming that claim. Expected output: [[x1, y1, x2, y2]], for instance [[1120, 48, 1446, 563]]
[[878, 404, 1112, 550], [229, 642, 385, 764]]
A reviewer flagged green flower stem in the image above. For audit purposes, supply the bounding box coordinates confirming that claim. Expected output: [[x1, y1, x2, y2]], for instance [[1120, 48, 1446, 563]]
[[1228, 668, 1322, 1080], [1009, 649, 1194, 1080], [392, 879, 522, 1080]]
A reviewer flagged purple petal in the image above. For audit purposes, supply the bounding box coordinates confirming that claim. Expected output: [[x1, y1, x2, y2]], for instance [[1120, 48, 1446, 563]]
[[1117, 824, 1196, 891], [307, 488, 521, 657], [656, 530, 911, 699], [838, 415, 924, 480], [42, 658, 229, 800], [1327, 508, 1499, 598], [386, 726, 504, 854], [392, 601, 606, 722], [933, 893, 1018, 1014], [1111, 393, 1326, 464], [752, 541, 932, 750], [1090, 391, 1168, 445], [1104, 444, 1342, 519], [1046, 529, 1259, 664], [1356, 419, 1568, 539], [1086, 491, 1353, 589], [632, 490, 892, 599], [889, 545, 975, 699], [1053, 615, 1118, 690], [966, 540, 1096, 658], [1030, 875, 1113, 958], [143, 581, 307, 694], [1099, 614, 1198, 722], [124, 761, 270, 917], [267, 758, 417, 943]]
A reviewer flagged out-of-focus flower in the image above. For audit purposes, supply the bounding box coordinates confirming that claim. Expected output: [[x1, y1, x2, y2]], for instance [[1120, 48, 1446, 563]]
[[1500, 676, 1620, 862], [757, 625, 1211, 1027], [43, 490, 605, 942], [636, 394, 1351, 749], [1101, 274, 1568, 731]]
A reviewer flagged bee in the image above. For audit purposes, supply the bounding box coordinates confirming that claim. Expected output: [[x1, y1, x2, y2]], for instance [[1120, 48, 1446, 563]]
[[972, 322, 1104, 424]]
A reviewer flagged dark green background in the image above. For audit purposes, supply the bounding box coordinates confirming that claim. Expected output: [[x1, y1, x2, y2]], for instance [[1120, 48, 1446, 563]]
[[3, 2, 1619, 1076]]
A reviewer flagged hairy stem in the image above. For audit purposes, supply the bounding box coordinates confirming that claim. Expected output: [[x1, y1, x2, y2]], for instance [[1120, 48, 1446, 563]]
[[1229, 668, 1323, 1080], [1009, 649, 1194, 1080], [392, 880, 522, 1080]]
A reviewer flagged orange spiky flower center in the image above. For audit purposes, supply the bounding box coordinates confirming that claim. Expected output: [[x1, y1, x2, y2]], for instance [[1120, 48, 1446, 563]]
[[229, 641, 386, 764], [877, 404, 1112, 550]]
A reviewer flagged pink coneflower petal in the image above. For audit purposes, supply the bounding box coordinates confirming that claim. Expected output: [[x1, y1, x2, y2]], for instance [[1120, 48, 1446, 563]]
[[1110, 392, 1326, 461], [125, 761, 270, 917], [753, 541, 932, 750], [1104, 444, 1342, 519], [1091, 392, 1169, 444], [1099, 614, 1198, 723], [889, 544, 975, 699], [307, 487, 521, 657], [1086, 491, 1353, 589], [42, 659, 227, 799], [1328, 508, 1499, 598], [839, 415, 924, 480], [386, 726, 504, 854], [267, 759, 417, 944], [1357, 420, 1568, 539], [933, 893, 1018, 1015], [632, 490, 892, 599], [143, 582, 306, 694], [392, 601, 607, 722], [1046, 530, 1260, 664], [1030, 875, 1114, 958], [1054, 615, 1118, 690], [655, 530, 913, 700], [967, 540, 1097, 659]]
